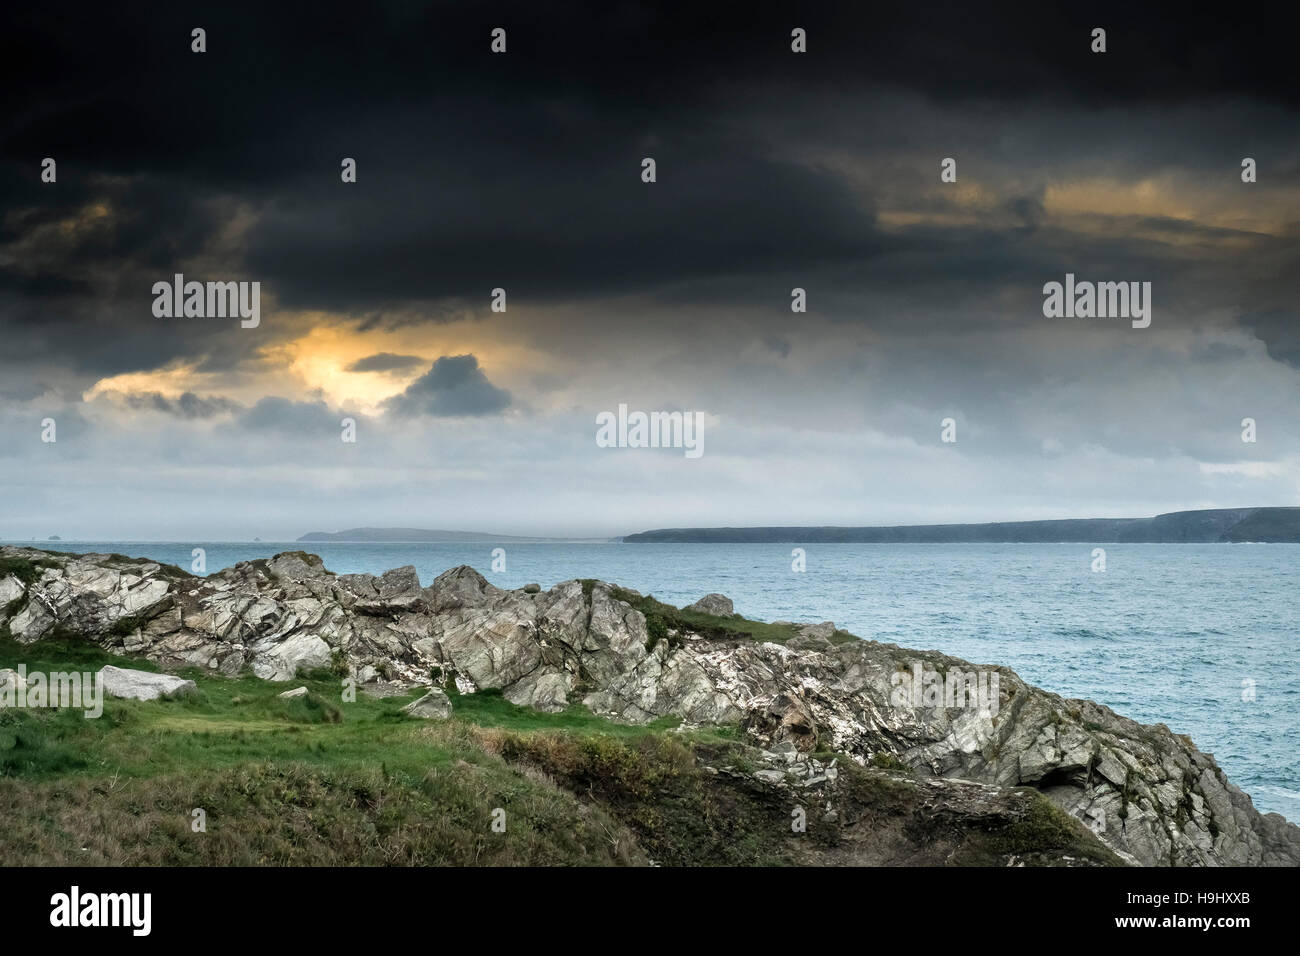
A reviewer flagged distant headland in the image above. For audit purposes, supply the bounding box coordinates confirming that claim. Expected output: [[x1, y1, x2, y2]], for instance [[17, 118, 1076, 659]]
[[298, 527, 614, 543], [623, 507, 1300, 544]]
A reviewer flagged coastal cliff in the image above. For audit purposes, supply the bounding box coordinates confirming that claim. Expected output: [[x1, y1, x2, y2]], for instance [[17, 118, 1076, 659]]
[[2, 545, 1296, 867], [624, 506, 1300, 543]]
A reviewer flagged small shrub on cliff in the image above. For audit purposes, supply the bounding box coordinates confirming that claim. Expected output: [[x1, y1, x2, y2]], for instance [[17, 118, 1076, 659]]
[[108, 615, 148, 638], [644, 613, 669, 652], [970, 792, 1121, 866], [0, 558, 40, 585], [329, 651, 349, 678], [871, 751, 907, 771]]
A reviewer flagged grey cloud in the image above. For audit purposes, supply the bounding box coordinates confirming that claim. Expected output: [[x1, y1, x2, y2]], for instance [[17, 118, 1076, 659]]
[[234, 397, 352, 436], [763, 336, 792, 358], [122, 391, 243, 419], [1239, 310, 1300, 369], [345, 352, 426, 373], [383, 355, 511, 418]]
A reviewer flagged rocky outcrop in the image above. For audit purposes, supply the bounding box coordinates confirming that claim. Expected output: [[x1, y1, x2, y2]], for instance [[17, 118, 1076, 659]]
[[1, 544, 1296, 867], [97, 665, 197, 701], [686, 593, 734, 616], [402, 688, 453, 719]]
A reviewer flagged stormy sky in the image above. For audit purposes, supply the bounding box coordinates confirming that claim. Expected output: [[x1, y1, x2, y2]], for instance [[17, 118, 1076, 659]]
[[1, 2, 1297, 540]]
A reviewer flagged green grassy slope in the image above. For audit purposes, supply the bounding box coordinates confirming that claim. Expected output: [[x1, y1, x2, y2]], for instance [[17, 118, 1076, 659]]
[[0, 634, 1117, 867]]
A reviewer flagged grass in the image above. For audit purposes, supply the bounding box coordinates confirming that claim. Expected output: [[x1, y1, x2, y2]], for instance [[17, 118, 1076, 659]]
[[608, 587, 859, 646], [0, 556, 60, 586], [492, 731, 798, 865], [0, 637, 699, 784], [0, 744, 643, 866], [958, 790, 1124, 866], [0, 628, 804, 867], [445, 684, 683, 736], [0, 634, 751, 865], [0, 632, 1118, 867]]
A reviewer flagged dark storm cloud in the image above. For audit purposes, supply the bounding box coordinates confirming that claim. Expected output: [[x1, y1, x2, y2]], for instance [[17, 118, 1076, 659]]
[[122, 391, 242, 419], [0, 0, 1296, 378], [3, 0, 1299, 542], [384, 355, 511, 418], [345, 353, 426, 373], [244, 146, 887, 309], [0, 170, 269, 377], [0, 382, 51, 402], [1239, 310, 1300, 369], [0, 290, 274, 378]]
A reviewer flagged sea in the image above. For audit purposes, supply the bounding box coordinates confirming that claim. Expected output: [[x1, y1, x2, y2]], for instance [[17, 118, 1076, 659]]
[[13, 539, 1300, 822]]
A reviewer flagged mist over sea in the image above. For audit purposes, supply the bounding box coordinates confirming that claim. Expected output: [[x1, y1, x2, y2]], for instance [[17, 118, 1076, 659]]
[[17, 540, 1299, 821]]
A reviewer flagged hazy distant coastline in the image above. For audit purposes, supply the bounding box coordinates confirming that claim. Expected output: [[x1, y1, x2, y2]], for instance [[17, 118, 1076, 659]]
[[298, 527, 615, 544], [623, 507, 1300, 544]]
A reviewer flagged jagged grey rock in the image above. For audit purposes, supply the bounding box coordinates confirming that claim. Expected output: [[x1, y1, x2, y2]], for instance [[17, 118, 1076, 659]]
[[97, 665, 196, 701], [797, 621, 836, 641], [687, 593, 734, 616], [0, 575, 25, 606], [251, 632, 332, 681], [402, 688, 453, 719], [2, 544, 1296, 867]]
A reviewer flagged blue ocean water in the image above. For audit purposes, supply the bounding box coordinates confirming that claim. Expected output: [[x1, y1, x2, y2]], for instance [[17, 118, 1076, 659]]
[[16, 540, 1300, 822]]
